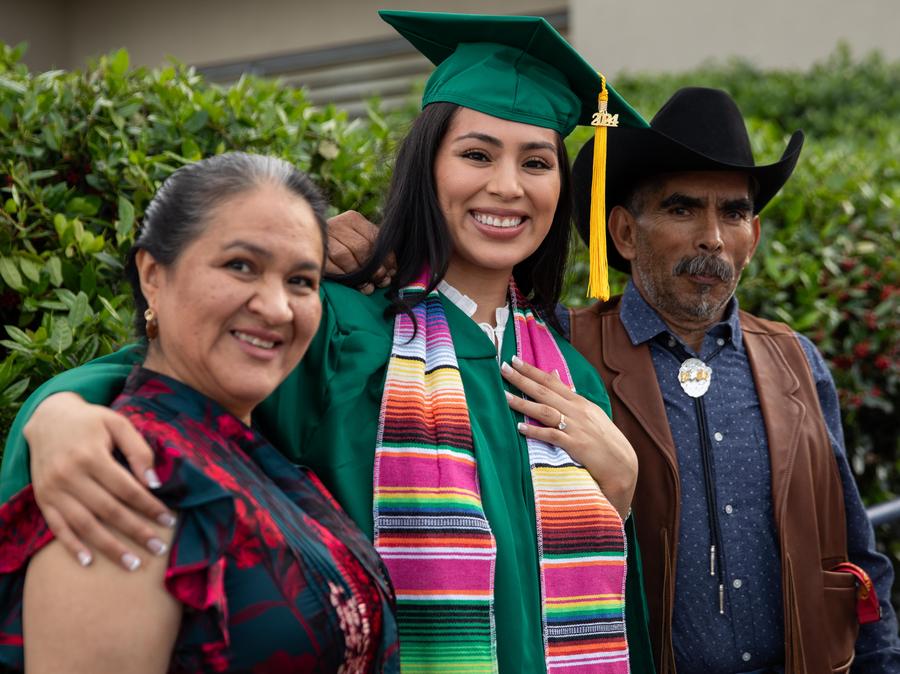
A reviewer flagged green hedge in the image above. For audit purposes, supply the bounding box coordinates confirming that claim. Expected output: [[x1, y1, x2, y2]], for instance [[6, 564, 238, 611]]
[[0, 43, 405, 436], [1, 43, 898, 603]]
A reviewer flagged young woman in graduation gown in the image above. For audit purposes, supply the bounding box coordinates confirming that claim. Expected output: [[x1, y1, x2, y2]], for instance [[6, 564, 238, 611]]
[[1, 11, 656, 674]]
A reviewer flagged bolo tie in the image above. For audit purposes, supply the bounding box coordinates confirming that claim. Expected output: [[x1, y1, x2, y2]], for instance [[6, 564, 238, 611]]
[[659, 333, 729, 615]]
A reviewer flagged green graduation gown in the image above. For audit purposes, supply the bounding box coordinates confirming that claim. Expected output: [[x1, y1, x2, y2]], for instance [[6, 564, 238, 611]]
[[1, 281, 655, 673]]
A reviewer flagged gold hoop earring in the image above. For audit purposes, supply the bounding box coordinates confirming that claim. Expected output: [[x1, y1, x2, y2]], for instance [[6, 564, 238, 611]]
[[144, 308, 159, 340]]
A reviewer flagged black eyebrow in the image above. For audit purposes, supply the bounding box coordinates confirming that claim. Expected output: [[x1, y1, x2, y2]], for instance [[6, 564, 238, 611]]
[[660, 192, 705, 209], [721, 197, 753, 213], [223, 240, 321, 272], [224, 240, 272, 259], [453, 132, 502, 147], [452, 132, 556, 154], [521, 141, 557, 153]]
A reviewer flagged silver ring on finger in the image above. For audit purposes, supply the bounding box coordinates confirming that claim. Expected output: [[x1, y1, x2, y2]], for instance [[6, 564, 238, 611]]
[[557, 412, 567, 431]]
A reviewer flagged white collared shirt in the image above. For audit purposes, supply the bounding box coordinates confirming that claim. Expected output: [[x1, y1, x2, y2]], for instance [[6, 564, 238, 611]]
[[438, 279, 509, 355]]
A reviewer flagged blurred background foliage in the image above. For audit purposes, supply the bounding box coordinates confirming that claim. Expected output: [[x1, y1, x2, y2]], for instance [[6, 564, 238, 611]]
[[0, 42, 898, 605]]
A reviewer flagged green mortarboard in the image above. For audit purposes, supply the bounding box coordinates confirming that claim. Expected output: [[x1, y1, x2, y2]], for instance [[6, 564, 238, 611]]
[[379, 9, 644, 136], [379, 9, 649, 299]]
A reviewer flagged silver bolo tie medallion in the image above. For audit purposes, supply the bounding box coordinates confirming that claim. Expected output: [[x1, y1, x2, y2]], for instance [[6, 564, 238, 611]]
[[678, 357, 712, 397]]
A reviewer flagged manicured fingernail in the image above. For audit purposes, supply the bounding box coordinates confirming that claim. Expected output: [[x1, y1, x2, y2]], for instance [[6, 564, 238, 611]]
[[144, 468, 162, 489], [77, 550, 93, 567], [157, 512, 177, 528], [378, 277, 390, 287], [552, 369, 561, 380], [504, 391, 514, 401], [147, 537, 168, 556], [121, 552, 141, 571], [512, 355, 523, 366], [501, 362, 512, 373], [517, 422, 528, 433]]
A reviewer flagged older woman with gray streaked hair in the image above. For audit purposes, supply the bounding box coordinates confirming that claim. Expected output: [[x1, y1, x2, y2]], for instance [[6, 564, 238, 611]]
[[0, 152, 399, 673]]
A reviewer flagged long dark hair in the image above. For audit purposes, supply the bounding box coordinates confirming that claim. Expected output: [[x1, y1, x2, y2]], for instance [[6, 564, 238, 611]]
[[343, 102, 573, 331]]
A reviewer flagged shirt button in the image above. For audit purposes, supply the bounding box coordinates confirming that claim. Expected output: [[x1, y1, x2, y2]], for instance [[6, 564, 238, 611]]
[[724, 504, 734, 514], [742, 652, 751, 662], [733, 578, 743, 589], [714, 432, 724, 442], [668, 336, 676, 347], [716, 337, 725, 346]]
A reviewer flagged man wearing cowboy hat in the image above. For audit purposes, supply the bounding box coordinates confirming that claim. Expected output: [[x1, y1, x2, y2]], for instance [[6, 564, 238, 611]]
[[567, 87, 899, 674]]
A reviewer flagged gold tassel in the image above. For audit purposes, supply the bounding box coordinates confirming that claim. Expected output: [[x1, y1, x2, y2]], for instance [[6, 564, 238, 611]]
[[587, 75, 617, 301]]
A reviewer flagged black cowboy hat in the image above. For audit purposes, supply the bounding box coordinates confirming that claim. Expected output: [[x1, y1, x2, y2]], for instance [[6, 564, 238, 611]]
[[573, 86, 804, 272]]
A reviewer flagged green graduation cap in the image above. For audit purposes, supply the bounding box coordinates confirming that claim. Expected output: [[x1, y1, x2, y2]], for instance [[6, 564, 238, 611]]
[[379, 9, 644, 135], [380, 9, 648, 299]]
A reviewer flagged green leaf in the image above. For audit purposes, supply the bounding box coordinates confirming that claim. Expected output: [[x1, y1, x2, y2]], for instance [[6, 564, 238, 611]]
[[36, 300, 67, 311], [76, 230, 95, 253], [0, 76, 26, 95], [117, 101, 142, 118], [46, 256, 63, 286], [181, 137, 202, 161], [4, 325, 32, 346], [53, 213, 69, 238], [54, 288, 78, 308], [0, 340, 32, 355], [109, 48, 130, 77], [116, 196, 135, 240], [184, 109, 209, 133], [80, 263, 97, 296], [66, 196, 101, 217], [0, 377, 30, 404], [0, 356, 17, 387], [0, 257, 24, 291], [97, 295, 122, 320], [18, 257, 41, 283], [25, 169, 57, 182], [93, 252, 123, 270], [48, 316, 73, 353], [71, 218, 85, 241], [68, 291, 91, 328], [86, 234, 106, 253]]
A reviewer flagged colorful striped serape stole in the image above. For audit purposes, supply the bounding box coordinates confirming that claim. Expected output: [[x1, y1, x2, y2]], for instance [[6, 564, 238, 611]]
[[374, 270, 628, 673], [374, 274, 498, 673], [510, 285, 628, 673]]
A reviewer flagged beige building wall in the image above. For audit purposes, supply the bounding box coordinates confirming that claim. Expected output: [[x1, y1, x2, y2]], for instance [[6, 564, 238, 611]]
[[6, 0, 562, 71], [2, 0, 897, 74], [571, 0, 900, 75], [0, 0, 68, 71]]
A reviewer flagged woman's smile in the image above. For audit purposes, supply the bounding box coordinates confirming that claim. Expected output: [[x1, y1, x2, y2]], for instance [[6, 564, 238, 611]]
[[230, 327, 285, 360], [470, 208, 529, 239]]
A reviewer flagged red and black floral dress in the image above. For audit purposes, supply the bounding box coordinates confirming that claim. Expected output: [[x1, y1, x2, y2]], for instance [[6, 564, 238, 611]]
[[0, 367, 399, 673]]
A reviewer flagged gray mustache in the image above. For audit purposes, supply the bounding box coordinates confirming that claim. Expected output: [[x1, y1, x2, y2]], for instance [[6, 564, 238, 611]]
[[673, 255, 734, 282]]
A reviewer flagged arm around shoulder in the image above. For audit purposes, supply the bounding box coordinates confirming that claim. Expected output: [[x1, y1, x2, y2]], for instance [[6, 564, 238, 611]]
[[1, 345, 175, 570], [1, 343, 143, 500]]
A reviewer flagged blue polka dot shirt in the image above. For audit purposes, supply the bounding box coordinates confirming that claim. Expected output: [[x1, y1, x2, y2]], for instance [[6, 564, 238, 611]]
[[559, 282, 900, 673]]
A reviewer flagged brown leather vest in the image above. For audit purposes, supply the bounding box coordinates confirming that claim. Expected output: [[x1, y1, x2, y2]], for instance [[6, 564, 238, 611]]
[[569, 298, 858, 674]]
